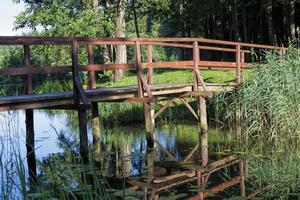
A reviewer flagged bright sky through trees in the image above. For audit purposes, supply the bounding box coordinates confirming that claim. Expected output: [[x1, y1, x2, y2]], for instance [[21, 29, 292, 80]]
[[0, 0, 26, 36]]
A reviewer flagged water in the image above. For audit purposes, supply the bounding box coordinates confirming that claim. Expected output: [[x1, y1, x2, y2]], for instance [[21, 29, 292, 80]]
[[0, 110, 234, 199]]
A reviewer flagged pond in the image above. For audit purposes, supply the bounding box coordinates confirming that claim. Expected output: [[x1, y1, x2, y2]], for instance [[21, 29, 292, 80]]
[[0, 110, 241, 199]]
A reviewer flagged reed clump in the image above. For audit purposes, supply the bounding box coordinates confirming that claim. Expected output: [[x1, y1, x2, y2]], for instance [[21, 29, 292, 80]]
[[215, 45, 300, 198]]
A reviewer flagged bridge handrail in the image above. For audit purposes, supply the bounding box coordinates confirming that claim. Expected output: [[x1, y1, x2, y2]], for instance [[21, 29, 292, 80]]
[[0, 37, 286, 103]]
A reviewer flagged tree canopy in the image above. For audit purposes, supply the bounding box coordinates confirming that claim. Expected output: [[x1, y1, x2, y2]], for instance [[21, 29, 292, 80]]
[[14, 0, 299, 44]]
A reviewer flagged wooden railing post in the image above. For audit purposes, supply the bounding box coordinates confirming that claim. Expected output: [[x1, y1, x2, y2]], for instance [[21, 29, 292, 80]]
[[23, 44, 37, 191], [193, 41, 199, 92], [146, 44, 153, 85], [71, 40, 89, 165], [236, 44, 241, 87], [193, 42, 208, 92], [87, 44, 96, 89], [135, 40, 143, 98], [87, 44, 101, 162], [71, 40, 80, 105], [193, 41, 209, 200], [144, 44, 155, 145], [235, 44, 245, 196]]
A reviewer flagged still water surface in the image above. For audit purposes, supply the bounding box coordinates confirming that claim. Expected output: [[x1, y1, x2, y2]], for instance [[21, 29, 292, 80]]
[[0, 110, 233, 198]]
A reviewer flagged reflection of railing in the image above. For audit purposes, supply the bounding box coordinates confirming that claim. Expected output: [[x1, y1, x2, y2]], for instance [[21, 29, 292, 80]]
[[0, 36, 286, 104], [128, 154, 246, 199]]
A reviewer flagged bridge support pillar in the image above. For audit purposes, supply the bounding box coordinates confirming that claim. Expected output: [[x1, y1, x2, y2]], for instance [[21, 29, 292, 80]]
[[197, 96, 208, 199], [78, 108, 89, 165], [198, 96, 208, 166], [144, 102, 155, 146], [91, 102, 101, 162], [25, 109, 37, 191]]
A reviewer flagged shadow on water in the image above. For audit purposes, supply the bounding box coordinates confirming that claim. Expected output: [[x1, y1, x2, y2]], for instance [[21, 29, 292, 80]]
[[0, 110, 245, 199]]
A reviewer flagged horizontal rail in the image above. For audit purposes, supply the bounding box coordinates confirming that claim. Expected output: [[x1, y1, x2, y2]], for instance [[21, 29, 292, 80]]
[[0, 61, 251, 76], [141, 61, 251, 69], [0, 36, 287, 50]]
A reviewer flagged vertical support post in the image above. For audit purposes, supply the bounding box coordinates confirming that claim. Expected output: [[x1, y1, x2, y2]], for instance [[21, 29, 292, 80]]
[[193, 42, 199, 91], [144, 44, 155, 145], [195, 41, 208, 200], [199, 97, 208, 166], [87, 44, 101, 162], [24, 45, 37, 191], [72, 40, 89, 165], [241, 51, 245, 80], [236, 44, 242, 88], [135, 40, 143, 98], [236, 44, 246, 196]]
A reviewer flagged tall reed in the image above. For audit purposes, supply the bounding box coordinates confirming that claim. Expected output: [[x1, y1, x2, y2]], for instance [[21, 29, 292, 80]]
[[214, 45, 300, 198]]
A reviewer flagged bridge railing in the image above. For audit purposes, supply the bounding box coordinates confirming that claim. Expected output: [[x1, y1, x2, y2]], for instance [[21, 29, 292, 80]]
[[0, 37, 286, 103]]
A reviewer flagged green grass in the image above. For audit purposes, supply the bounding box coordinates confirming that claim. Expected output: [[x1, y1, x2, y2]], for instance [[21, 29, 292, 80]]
[[98, 69, 238, 87]]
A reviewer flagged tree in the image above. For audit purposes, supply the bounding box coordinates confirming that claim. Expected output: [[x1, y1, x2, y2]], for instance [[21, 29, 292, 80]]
[[114, 0, 127, 81]]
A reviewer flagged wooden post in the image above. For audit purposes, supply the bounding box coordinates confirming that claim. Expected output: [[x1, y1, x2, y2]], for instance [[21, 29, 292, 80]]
[[200, 97, 208, 166], [88, 44, 101, 162], [144, 44, 155, 145], [239, 159, 246, 196], [194, 41, 208, 199], [236, 44, 246, 196], [135, 40, 143, 98], [72, 40, 89, 165], [24, 45, 37, 191], [241, 51, 245, 80]]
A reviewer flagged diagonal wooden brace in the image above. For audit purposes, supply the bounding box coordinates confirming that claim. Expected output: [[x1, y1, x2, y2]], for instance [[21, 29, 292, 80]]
[[179, 97, 199, 120]]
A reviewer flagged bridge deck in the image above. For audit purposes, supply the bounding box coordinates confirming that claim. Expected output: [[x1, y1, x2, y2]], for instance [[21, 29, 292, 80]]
[[0, 83, 234, 112]]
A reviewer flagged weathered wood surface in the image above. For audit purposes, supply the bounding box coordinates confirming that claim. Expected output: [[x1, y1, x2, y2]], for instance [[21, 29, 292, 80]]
[[0, 83, 234, 112]]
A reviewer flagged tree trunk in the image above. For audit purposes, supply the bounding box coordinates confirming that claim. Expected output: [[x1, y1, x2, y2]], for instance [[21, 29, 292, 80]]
[[103, 0, 112, 65], [114, 0, 127, 81], [230, 0, 239, 41], [242, 0, 248, 42], [290, 0, 296, 38], [265, 0, 274, 44]]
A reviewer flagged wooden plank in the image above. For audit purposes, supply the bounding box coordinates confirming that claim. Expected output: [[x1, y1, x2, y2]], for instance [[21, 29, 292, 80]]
[[0, 83, 235, 111]]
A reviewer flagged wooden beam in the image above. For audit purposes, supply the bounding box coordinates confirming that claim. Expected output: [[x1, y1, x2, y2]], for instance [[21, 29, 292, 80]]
[[179, 97, 199, 120], [154, 139, 177, 161], [182, 143, 199, 162], [153, 98, 176, 119]]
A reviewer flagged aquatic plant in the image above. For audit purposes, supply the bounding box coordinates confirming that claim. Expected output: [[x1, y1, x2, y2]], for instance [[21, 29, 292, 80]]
[[214, 44, 300, 198]]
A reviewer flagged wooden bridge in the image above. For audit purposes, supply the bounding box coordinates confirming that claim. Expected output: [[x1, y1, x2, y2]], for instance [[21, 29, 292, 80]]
[[0, 36, 285, 199]]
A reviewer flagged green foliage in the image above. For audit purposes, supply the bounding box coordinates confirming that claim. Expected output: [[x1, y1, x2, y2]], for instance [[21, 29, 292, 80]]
[[215, 45, 300, 198]]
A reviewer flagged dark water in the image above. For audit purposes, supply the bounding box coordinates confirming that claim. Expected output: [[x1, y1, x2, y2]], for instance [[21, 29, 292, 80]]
[[0, 110, 236, 199]]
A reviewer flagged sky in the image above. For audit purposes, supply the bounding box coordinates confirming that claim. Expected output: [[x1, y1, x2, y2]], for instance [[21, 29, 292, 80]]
[[0, 0, 26, 36]]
